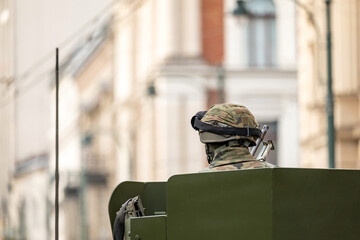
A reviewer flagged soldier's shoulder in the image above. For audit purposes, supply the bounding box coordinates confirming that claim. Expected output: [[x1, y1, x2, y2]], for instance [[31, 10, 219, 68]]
[[199, 164, 239, 172], [241, 161, 277, 169], [200, 161, 277, 172]]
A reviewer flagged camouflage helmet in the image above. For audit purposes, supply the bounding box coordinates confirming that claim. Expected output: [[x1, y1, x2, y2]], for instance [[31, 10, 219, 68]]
[[191, 103, 260, 146]]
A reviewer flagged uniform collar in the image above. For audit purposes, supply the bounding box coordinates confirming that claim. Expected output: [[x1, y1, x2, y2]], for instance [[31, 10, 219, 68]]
[[209, 146, 256, 168]]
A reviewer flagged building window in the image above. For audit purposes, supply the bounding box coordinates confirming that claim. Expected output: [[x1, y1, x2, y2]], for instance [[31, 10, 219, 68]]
[[247, 0, 276, 67]]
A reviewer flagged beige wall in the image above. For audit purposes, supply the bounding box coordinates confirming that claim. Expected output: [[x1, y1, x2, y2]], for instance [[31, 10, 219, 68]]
[[0, 0, 14, 238], [113, 0, 206, 183], [4, 0, 113, 239], [298, 0, 360, 168], [14, 0, 112, 162]]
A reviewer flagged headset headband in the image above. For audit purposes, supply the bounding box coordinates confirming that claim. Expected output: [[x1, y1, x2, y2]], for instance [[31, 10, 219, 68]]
[[191, 111, 261, 137]]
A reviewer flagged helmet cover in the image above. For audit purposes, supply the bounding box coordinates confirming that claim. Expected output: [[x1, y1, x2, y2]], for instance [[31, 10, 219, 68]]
[[199, 103, 259, 146]]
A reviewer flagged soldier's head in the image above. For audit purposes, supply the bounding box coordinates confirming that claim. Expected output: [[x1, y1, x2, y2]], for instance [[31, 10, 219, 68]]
[[191, 103, 260, 163]]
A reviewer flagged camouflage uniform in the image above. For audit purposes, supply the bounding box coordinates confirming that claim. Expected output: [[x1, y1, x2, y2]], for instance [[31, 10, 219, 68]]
[[200, 142, 276, 172], [191, 103, 276, 172]]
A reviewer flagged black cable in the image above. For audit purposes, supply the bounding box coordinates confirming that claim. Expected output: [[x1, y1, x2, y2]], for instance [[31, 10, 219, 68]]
[[55, 48, 59, 240]]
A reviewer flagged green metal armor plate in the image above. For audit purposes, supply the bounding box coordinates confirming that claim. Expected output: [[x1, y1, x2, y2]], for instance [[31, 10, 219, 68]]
[[109, 168, 360, 240], [108, 181, 166, 230]]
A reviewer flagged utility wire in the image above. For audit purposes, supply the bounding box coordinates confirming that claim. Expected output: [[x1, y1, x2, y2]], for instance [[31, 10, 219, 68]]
[[15, 0, 146, 87], [13, 1, 116, 84], [0, 0, 147, 108]]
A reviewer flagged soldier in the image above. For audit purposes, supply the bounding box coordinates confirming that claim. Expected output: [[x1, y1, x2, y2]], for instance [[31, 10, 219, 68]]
[[191, 103, 276, 171]]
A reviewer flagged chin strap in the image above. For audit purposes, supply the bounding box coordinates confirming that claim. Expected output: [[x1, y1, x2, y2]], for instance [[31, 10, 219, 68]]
[[205, 144, 215, 164]]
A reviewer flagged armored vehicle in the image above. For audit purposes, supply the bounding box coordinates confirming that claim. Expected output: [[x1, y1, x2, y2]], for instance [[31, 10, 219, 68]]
[[109, 168, 360, 240]]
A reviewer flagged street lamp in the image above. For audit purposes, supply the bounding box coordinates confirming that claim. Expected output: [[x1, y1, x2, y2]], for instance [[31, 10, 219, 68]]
[[147, 81, 157, 97], [232, 0, 250, 25], [232, 0, 249, 18]]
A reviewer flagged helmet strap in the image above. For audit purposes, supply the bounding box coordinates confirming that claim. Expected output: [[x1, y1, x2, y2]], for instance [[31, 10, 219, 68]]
[[205, 144, 214, 164]]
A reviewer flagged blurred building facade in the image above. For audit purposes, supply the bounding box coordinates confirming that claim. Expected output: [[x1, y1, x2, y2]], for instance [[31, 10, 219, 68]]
[[223, 0, 298, 167], [0, 0, 113, 240], [113, 0, 206, 182], [3, 0, 360, 238], [53, 25, 115, 240], [113, 0, 298, 184], [298, 0, 360, 168], [2, 0, 299, 240]]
